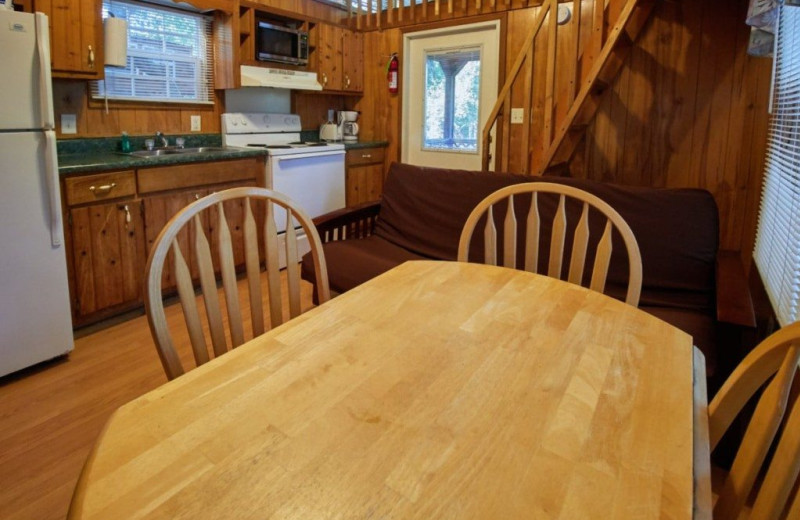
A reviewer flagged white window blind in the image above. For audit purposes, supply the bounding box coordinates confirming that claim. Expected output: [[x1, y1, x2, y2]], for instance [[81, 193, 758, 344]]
[[754, 4, 800, 326], [91, 0, 213, 104]]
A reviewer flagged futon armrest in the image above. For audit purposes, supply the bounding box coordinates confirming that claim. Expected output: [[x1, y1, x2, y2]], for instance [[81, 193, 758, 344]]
[[716, 250, 756, 328], [313, 200, 381, 243]]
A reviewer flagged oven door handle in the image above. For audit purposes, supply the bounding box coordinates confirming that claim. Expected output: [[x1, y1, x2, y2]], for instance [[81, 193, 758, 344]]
[[276, 150, 345, 162]]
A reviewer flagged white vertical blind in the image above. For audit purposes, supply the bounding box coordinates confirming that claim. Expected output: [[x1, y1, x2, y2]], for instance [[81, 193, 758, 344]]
[[754, 4, 800, 326], [91, 0, 213, 104]]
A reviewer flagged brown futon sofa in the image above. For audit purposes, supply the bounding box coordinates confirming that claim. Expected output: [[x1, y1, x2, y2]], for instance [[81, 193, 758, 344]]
[[301, 162, 755, 387]]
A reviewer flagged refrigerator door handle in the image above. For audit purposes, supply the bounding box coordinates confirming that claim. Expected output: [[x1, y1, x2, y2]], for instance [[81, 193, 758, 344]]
[[44, 130, 63, 247], [34, 13, 55, 130]]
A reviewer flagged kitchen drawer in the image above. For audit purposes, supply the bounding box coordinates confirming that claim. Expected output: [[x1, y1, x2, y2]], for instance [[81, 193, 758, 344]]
[[137, 158, 261, 194], [64, 170, 136, 206], [346, 147, 384, 167]]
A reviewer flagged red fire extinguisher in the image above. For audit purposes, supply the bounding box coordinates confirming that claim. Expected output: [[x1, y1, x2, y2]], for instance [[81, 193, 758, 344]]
[[387, 53, 399, 94]]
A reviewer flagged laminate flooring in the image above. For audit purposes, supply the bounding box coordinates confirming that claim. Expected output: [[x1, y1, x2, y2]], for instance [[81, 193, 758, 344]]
[[0, 272, 316, 520]]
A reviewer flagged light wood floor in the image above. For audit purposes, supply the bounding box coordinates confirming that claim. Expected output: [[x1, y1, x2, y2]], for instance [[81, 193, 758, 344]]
[[0, 273, 315, 520]]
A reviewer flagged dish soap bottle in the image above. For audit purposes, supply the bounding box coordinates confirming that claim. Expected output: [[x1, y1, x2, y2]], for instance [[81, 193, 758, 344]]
[[120, 131, 131, 153]]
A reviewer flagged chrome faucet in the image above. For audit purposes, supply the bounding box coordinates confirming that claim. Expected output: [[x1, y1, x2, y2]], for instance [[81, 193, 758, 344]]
[[154, 131, 169, 148]]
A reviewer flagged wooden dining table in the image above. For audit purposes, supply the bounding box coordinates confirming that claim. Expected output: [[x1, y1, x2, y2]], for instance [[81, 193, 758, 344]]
[[69, 260, 711, 519]]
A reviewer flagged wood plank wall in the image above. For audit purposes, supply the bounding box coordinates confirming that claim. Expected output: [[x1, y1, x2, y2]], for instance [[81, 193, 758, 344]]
[[570, 0, 771, 268], [52, 81, 224, 137]]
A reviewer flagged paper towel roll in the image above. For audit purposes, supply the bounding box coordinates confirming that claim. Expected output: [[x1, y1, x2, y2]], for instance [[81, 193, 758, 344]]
[[104, 17, 128, 68]]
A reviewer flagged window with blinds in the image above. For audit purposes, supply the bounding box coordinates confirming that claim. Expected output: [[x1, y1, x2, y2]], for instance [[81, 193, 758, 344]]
[[91, 0, 213, 104], [753, 4, 800, 326]]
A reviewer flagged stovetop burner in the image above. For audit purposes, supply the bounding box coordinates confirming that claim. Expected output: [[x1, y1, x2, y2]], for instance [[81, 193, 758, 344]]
[[288, 141, 328, 147]]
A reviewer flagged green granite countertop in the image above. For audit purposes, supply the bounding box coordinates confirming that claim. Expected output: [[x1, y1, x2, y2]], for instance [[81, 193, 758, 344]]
[[58, 148, 268, 175], [58, 134, 268, 175], [58, 135, 388, 175], [343, 141, 389, 150]]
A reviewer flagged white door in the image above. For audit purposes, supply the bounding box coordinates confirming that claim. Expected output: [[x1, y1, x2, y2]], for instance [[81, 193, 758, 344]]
[[402, 21, 500, 170]]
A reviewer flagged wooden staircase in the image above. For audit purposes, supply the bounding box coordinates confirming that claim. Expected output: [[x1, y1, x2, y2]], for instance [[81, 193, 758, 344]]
[[482, 0, 656, 175]]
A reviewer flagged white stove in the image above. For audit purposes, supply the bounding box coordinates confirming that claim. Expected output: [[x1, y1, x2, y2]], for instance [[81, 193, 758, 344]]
[[222, 112, 346, 266], [222, 113, 345, 155]]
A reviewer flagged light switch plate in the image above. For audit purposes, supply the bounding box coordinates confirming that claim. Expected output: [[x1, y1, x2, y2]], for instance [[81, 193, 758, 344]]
[[190, 115, 201, 132], [61, 114, 77, 134], [511, 108, 524, 124]]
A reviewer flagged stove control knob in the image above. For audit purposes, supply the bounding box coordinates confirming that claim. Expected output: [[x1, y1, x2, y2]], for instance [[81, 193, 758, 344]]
[[283, 116, 293, 125], [230, 119, 238, 126]]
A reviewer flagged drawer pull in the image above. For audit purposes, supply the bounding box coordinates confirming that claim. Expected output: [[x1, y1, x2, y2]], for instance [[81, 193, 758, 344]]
[[361, 154, 371, 158], [89, 182, 116, 195]]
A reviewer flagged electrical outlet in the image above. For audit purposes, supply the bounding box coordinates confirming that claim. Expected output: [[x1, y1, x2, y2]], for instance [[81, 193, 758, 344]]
[[190, 115, 201, 132], [511, 108, 524, 124], [61, 114, 77, 134]]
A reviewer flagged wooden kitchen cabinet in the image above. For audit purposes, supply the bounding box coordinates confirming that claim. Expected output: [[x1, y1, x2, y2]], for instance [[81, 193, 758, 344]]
[[36, 0, 104, 78], [315, 23, 343, 91], [62, 157, 264, 326], [67, 200, 146, 322], [342, 29, 363, 93], [346, 147, 385, 207], [312, 24, 363, 94], [143, 188, 211, 292]]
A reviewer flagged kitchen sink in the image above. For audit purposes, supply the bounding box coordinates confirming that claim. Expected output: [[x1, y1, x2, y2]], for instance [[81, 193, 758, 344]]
[[124, 146, 228, 157]]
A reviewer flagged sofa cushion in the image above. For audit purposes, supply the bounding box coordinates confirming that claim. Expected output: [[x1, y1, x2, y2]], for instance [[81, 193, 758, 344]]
[[374, 163, 532, 260], [642, 306, 717, 376], [301, 235, 428, 294]]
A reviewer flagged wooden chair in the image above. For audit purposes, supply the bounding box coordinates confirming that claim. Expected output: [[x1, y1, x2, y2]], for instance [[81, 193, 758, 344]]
[[706, 321, 800, 519], [144, 187, 330, 380], [457, 182, 642, 306]]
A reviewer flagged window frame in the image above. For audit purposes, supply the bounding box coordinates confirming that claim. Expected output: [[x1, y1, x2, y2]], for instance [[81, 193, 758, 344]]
[[91, 0, 214, 106]]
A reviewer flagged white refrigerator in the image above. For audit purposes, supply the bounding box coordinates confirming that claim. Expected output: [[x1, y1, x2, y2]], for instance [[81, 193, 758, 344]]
[[0, 10, 74, 377]]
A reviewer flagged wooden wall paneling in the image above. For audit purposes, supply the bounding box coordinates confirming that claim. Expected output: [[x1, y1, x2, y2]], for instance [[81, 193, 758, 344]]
[[354, 28, 403, 164], [528, 13, 550, 171], [687, 0, 736, 190], [576, 0, 771, 267], [740, 57, 772, 271], [605, 0, 625, 38], [654, 0, 702, 190], [292, 93, 346, 130], [53, 81, 222, 138], [213, 11, 238, 90], [719, 3, 770, 254], [616, 9, 657, 187], [506, 8, 538, 173], [53, 81, 89, 138], [554, 4, 577, 132]]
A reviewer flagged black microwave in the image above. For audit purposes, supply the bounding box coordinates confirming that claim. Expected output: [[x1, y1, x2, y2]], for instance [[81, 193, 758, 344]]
[[256, 21, 309, 66]]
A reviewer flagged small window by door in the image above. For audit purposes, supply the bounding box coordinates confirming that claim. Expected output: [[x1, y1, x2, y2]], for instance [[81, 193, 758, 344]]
[[423, 48, 481, 153]]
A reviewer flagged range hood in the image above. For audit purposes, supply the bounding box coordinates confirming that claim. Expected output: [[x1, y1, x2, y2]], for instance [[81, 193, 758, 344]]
[[240, 66, 323, 91]]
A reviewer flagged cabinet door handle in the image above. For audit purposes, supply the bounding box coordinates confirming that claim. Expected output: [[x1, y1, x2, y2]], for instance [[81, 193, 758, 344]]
[[121, 204, 131, 224], [344, 75, 351, 89], [87, 45, 95, 69], [321, 72, 328, 86], [195, 193, 201, 200], [89, 182, 116, 195]]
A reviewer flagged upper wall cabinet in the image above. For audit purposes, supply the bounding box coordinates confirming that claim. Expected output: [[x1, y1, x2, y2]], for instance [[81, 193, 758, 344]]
[[36, 0, 104, 79], [312, 24, 363, 94]]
